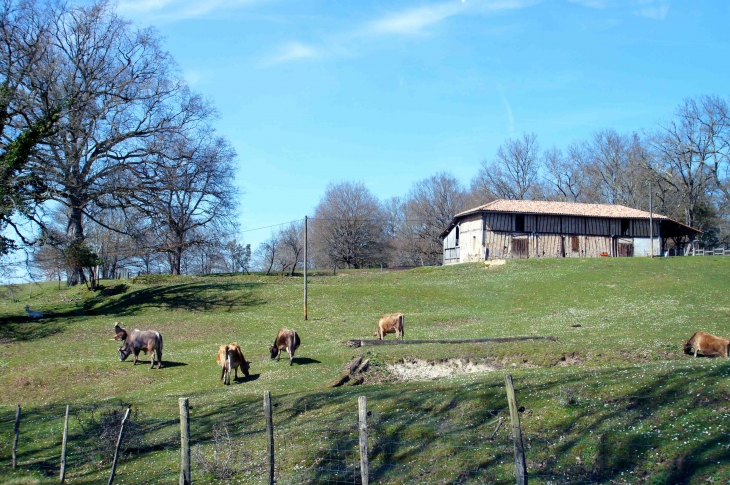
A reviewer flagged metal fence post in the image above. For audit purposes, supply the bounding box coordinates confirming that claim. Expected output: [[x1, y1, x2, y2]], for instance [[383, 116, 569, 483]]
[[358, 396, 369, 485], [264, 391, 275, 485], [12, 405, 20, 469], [179, 398, 191, 485], [505, 374, 528, 485], [60, 405, 69, 482]]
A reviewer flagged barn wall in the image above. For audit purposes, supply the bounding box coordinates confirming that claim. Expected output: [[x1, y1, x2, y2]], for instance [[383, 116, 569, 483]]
[[444, 212, 669, 263]]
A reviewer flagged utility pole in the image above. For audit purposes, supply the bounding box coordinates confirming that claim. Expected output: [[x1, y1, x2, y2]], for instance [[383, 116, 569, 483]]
[[304, 216, 308, 321], [649, 183, 654, 258]]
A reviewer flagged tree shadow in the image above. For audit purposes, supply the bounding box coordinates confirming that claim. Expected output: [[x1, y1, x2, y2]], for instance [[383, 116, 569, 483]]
[[80, 281, 267, 316], [0, 319, 64, 342]]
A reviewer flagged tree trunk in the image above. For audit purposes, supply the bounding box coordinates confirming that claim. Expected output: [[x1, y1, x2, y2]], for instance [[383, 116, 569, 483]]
[[171, 247, 182, 275], [66, 207, 87, 286]]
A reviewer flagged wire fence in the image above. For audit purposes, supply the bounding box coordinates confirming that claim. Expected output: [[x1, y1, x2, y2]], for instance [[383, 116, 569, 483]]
[[1, 381, 729, 484]]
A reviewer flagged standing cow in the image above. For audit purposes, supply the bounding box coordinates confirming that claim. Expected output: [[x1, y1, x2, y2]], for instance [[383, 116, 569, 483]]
[[269, 328, 300, 366], [376, 313, 404, 340], [114, 323, 163, 369], [216, 342, 250, 385]]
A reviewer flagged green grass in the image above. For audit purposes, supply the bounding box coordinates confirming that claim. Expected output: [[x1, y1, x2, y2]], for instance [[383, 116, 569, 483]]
[[0, 257, 729, 484]]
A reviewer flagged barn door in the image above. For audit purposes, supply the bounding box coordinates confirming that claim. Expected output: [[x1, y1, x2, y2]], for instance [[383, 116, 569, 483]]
[[511, 237, 529, 259], [617, 238, 634, 257]]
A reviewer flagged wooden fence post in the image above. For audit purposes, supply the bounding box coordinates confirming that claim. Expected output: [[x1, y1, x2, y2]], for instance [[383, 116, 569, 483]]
[[107, 407, 130, 485], [60, 405, 69, 482], [264, 391, 275, 485], [179, 398, 191, 485], [505, 375, 528, 485], [358, 396, 369, 485], [12, 405, 20, 469]]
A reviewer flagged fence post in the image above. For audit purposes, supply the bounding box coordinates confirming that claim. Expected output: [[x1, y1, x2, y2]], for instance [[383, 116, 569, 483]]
[[358, 396, 369, 485], [505, 375, 528, 485], [107, 407, 131, 485], [179, 398, 191, 485], [264, 391, 275, 485], [12, 405, 20, 469], [60, 405, 69, 482]]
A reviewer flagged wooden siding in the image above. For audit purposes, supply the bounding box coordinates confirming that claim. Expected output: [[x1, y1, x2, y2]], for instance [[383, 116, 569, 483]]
[[443, 211, 663, 264]]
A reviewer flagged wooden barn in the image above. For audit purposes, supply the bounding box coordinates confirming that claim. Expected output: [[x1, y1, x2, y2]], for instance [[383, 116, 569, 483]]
[[440, 200, 701, 264]]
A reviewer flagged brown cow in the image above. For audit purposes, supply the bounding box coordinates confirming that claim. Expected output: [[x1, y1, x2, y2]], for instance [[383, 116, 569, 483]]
[[216, 342, 250, 385], [684, 331, 730, 358], [269, 328, 300, 366], [114, 323, 163, 369], [376, 313, 404, 340]]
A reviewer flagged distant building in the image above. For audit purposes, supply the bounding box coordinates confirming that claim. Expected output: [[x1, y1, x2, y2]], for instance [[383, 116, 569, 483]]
[[440, 200, 701, 264]]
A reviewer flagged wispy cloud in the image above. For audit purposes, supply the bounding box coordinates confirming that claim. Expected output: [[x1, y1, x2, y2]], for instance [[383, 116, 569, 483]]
[[364, 3, 466, 36], [631, 0, 670, 20], [118, 0, 255, 21], [497, 84, 515, 136], [267, 42, 320, 65], [567, 0, 609, 8], [266, 0, 539, 65]]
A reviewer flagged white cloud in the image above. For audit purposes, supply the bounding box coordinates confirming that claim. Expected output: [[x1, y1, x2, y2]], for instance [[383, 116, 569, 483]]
[[567, 0, 609, 8], [631, 0, 670, 20], [118, 0, 254, 21], [267, 42, 320, 65], [497, 84, 515, 136], [365, 2, 466, 36]]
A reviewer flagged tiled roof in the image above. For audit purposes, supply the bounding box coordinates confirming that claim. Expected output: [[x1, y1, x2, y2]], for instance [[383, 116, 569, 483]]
[[456, 199, 669, 220]]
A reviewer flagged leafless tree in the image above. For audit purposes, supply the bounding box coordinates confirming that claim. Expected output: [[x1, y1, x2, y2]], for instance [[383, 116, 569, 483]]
[[311, 181, 386, 269], [543, 144, 587, 202], [254, 232, 277, 275], [20, 0, 213, 284], [471, 133, 542, 201], [646, 95, 730, 230], [276, 221, 304, 276], [224, 238, 251, 274], [118, 131, 238, 275], [403, 172, 467, 265]]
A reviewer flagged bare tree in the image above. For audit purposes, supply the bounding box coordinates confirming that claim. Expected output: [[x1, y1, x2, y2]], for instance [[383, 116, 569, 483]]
[[312, 181, 386, 269], [277, 221, 304, 276], [646, 95, 730, 230], [224, 237, 251, 274], [20, 0, 213, 284], [471, 133, 542, 200], [403, 172, 467, 265], [543, 144, 586, 202], [119, 131, 238, 275], [254, 232, 277, 275]]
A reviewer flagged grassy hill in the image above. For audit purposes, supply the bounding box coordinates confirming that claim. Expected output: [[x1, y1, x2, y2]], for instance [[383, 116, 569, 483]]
[[0, 257, 729, 484]]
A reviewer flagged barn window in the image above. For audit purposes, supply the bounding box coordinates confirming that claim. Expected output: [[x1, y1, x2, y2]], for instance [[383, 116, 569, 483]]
[[621, 219, 630, 235], [515, 214, 525, 232], [455, 226, 460, 246], [571, 236, 579, 252]]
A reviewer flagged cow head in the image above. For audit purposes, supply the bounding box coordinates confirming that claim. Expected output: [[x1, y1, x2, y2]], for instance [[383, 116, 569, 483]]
[[119, 341, 132, 361], [113, 323, 128, 341], [242, 359, 251, 377], [683, 340, 693, 355], [269, 345, 280, 360]]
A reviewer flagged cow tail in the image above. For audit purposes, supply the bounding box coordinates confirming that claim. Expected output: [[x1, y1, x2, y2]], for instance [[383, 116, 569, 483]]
[[400, 314, 405, 340]]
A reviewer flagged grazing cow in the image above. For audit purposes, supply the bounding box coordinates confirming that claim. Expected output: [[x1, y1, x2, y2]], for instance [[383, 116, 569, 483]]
[[269, 328, 300, 366], [376, 313, 404, 340], [684, 331, 730, 358], [114, 323, 163, 369], [216, 342, 250, 385], [25, 306, 43, 319]]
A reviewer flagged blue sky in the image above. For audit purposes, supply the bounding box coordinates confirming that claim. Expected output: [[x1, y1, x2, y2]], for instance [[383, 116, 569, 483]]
[[116, 0, 729, 250]]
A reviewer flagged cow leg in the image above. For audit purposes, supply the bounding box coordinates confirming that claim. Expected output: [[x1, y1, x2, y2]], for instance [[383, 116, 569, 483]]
[[694, 348, 699, 358], [221, 366, 226, 382], [133, 351, 139, 365], [289, 348, 293, 366]]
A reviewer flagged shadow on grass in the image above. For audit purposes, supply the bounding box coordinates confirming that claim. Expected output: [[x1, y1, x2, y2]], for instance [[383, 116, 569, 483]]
[[292, 357, 321, 366], [85, 281, 267, 317], [0, 318, 64, 343]]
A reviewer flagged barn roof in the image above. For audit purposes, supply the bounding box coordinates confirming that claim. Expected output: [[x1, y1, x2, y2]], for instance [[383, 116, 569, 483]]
[[440, 199, 700, 238]]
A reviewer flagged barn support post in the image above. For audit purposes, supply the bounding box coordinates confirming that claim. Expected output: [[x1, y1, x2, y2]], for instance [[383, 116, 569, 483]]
[[60, 405, 69, 482], [179, 398, 191, 485], [264, 391, 275, 485], [12, 405, 20, 469], [505, 375, 528, 485], [107, 407, 130, 485], [358, 396, 369, 485]]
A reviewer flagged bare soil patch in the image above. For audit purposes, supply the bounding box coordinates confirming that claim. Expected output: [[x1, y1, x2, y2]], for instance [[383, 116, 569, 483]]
[[386, 357, 500, 381]]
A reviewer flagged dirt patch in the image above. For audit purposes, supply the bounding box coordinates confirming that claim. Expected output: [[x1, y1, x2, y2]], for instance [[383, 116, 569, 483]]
[[554, 352, 583, 367], [386, 358, 500, 381]]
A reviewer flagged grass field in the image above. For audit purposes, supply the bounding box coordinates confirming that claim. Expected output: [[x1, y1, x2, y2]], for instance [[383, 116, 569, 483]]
[[0, 257, 729, 484]]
